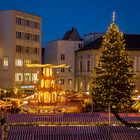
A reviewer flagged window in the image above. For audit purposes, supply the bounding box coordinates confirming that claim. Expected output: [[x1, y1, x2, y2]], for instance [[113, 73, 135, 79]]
[[16, 31, 40, 42], [15, 59, 23, 67], [86, 83, 90, 91], [16, 31, 22, 39], [25, 47, 29, 53], [27, 33, 31, 40], [80, 61, 83, 72], [24, 73, 31, 82], [80, 81, 83, 89], [52, 92, 56, 102], [24, 59, 31, 66], [34, 48, 38, 54], [68, 66, 72, 72], [60, 79, 64, 85], [31, 48, 39, 54], [87, 59, 90, 72], [45, 80, 50, 88], [33, 21, 40, 29], [26, 20, 30, 27], [16, 17, 40, 29], [33, 34, 40, 42], [32, 73, 38, 81], [41, 80, 44, 88], [68, 79, 72, 85], [15, 73, 23, 82], [132, 56, 137, 71], [34, 22, 38, 28], [78, 43, 82, 49], [16, 17, 22, 25], [3, 57, 8, 66], [61, 54, 65, 61], [79, 56, 83, 72], [61, 68, 65, 72], [16, 45, 23, 53]]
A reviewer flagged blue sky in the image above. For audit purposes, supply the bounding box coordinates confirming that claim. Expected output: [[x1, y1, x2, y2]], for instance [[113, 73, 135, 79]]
[[0, 0, 140, 47]]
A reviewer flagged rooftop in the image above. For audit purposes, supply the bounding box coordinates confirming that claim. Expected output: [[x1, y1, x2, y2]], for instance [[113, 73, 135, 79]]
[[77, 34, 140, 52], [62, 27, 83, 41]]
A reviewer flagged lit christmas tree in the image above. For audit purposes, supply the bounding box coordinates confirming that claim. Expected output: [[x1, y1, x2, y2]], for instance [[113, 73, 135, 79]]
[[91, 13, 140, 127]]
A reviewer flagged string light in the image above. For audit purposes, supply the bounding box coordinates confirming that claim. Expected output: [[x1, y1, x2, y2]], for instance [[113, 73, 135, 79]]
[[91, 21, 136, 112]]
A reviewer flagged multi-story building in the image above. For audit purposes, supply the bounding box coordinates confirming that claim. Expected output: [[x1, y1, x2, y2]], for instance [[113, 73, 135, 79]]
[[75, 34, 140, 93], [0, 10, 42, 92], [45, 28, 83, 91]]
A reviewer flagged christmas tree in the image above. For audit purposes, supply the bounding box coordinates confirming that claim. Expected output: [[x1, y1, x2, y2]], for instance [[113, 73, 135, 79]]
[[91, 14, 140, 127]]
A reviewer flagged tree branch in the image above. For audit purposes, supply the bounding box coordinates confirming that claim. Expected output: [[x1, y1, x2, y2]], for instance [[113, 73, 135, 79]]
[[111, 108, 140, 128]]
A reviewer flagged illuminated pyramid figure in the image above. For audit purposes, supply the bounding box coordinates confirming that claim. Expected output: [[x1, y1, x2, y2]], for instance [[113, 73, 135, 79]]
[[26, 64, 69, 104]]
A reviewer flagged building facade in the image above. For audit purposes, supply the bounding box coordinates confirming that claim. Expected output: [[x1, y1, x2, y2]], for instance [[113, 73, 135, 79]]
[[45, 28, 83, 91], [75, 34, 140, 93], [0, 10, 42, 92]]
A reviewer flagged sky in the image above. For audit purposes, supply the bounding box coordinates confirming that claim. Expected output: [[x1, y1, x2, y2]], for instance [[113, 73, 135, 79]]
[[0, 0, 140, 47]]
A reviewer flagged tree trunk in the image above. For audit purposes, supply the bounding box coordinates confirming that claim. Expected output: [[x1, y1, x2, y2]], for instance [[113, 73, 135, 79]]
[[111, 108, 140, 128]]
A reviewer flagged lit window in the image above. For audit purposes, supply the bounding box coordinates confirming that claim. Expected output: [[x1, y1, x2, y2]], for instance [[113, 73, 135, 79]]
[[3, 57, 8, 66], [60, 79, 64, 85], [132, 56, 137, 71], [41, 79, 44, 88], [86, 83, 90, 90], [32, 73, 38, 81], [68, 79, 72, 85], [45, 80, 50, 88], [24, 73, 31, 82], [80, 81, 83, 89], [15, 73, 23, 82], [24, 59, 31, 66], [15, 59, 23, 67], [52, 92, 56, 102], [45, 68, 50, 77]]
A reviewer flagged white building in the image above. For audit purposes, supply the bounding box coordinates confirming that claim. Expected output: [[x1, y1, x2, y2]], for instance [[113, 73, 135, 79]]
[[0, 10, 42, 92], [76, 34, 140, 92], [45, 28, 83, 91]]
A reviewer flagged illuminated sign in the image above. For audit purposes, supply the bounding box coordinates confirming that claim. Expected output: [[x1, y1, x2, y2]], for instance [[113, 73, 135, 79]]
[[21, 85, 34, 89]]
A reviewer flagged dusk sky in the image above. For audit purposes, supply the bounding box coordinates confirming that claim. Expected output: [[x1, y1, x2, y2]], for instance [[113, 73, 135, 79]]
[[0, 0, 140, 47]]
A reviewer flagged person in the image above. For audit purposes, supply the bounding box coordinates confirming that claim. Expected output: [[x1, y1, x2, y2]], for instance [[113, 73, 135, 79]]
[[0, 117, 5, 125]]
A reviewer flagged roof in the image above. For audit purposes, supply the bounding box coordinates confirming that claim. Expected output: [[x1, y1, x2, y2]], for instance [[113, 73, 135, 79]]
[[77, 34, 140, 52], [0, 10, 41, 18], [62, 27, 82, 41]]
